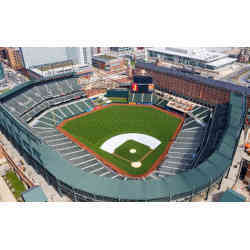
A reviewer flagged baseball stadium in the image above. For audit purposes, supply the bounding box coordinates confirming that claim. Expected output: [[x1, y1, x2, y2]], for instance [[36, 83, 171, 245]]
[[0, 60, 248, 201]]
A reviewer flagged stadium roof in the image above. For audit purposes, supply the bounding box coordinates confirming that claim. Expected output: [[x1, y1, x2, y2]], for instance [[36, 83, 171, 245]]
[[21, 186, 48, 202], [218, 189, 246, 202], [136, 60, 250, 96]]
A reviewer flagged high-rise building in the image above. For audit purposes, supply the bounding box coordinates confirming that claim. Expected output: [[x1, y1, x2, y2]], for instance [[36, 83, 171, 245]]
[[66, 47, 92, 65], [20, 47, 92, 69]]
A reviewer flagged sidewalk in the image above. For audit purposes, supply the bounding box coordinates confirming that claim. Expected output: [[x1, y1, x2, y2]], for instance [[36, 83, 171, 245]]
[[0, 176, 16, 202]]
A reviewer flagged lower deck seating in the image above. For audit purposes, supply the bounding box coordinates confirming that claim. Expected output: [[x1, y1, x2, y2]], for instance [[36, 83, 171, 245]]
[[31, 126, 126, 180], [30, 99, 94, 129], [156, 115, 206, 177]]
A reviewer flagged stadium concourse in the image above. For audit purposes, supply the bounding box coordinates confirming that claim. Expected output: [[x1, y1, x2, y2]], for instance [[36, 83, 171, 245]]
[[0, 61, 247, 201]]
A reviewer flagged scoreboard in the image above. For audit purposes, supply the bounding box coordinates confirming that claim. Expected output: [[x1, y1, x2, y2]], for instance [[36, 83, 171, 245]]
[[131, 83, 154, 93], [130, 75, 154, 93]]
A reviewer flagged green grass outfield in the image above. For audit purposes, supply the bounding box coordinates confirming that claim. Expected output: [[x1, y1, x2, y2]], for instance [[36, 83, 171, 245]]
[[61, 105, 182, 176]]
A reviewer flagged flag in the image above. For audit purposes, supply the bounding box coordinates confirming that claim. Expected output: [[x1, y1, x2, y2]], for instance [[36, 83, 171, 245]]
[[132, 83, 138, 92], [148, 84, 154, 91]]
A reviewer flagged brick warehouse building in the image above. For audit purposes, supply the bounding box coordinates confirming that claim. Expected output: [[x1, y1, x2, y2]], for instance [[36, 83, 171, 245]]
[[92, 55, 125, 72]]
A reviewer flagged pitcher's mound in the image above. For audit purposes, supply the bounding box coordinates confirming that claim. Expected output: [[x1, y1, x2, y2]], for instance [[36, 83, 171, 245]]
[[131, 162, 142, 168], [129, 148, 136, 154]]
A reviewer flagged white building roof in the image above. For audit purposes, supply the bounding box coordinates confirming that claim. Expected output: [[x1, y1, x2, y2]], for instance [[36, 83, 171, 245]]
[[148, 47, 227, 63], [31, 63, 91, 77], [206, 57, 237, 68]]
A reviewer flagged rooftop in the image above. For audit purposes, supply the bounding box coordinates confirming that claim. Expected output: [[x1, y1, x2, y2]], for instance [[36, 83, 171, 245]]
[[148, 47, 227, 63], [218, 189, 246, 202], [136, 60, 250, 95], [93, 54, 118, 63], [21, 186, 48, 202], [35, 60, 74, 71], [206, 57, 237, 68]]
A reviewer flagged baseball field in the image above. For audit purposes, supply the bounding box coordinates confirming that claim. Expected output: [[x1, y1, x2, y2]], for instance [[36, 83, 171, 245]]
[[59, 104, 183, 177]]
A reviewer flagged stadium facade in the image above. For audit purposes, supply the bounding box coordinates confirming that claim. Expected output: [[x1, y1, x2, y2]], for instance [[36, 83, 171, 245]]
[[0, 61, 247, 201]]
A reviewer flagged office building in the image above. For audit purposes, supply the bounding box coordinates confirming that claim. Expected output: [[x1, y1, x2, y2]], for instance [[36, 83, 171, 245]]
[[147, 47, 237, 71], [20, 47, 92, 69]]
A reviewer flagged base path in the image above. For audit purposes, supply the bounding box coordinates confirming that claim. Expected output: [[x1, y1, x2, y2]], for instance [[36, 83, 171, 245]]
[[100, 133, 161, 154], [0, 176, 16, 202]]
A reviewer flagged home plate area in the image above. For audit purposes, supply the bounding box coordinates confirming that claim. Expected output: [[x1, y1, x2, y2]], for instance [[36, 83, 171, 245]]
[[100, 133, 161, 168], [131, 162, 142, 168]]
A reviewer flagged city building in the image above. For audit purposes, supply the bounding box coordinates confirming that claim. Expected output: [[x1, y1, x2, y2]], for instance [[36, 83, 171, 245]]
[[110, 47, 131, 52], [99, 47, 111, 54], [6, 48, 24, 70], [238, 48, 250, 63], [66, 47, 92, 65], [109, 47, 132, 57], [30, 60, 93, 79], [147, 47, 237, 71], [20, 47, 92, 69], [19, 47, 93, 79], [92, 54, 125, 72], [90, 47, 99, 56]]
